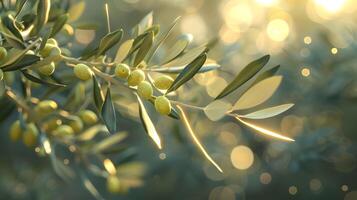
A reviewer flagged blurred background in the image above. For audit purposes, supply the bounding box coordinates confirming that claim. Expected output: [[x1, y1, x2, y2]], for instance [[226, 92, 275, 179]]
[[1, 0, 357, 199]]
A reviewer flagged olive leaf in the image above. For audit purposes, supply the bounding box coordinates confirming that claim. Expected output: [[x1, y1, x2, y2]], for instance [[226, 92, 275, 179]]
[[114, 39, 133, 63], [92, 132, 128, 153], [15, 0, 28, 16], [160, 34, 193, 65], [68, 0, 85, 22], [166, 53, 207, 94], [151, 63, 220, 74], [101, 88, 117, 134], [0, 39, 39, 68], [21, 70, 66, 87], [136, 95, 162, 149], [138, 11, 153, 34], [0, 15, 24, 42], [33, 0, 51, 34], [93, 76, 104, 111], [204, 100, 232, 121], [134, 31, 153, 66], [79, 172, 104, 200], [215, 55, 270, 100], [77, 125, 107, 141], [146, 16, 180, 64], [49, 145, 75, 182], [2, 54, 40, 71], [253, 64, 280, 85], [238, 104, 294, 119], [232, 75, 283, 110], [50, 13, 68, 37], [164, 45, 207, 67], [96, 29, 123, 56]]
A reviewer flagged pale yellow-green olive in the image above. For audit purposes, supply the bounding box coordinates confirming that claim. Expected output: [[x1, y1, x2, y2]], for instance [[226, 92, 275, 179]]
[[49, 46, 61, 57], [107, 175, 122, 194], [137, 81, 153, 99], [78, 110, 98, 125], [127, 69, 145, 86], [23, 123, 38, 147], [153, 75, 174, 90], [38, 62, 55, 76], [35, 100, 58, 115], [43, 118, 62, 133], [53, 125, 74, 136], [47, 38, 58, 46], [9, 120, 22, 142], [0, 69, 3, 81], [69, 116, 83, 133], [154, 96, 171, 115], [115, 63, 130, 79], [0, 47, 7, 60], [40, 43, 56, 57], [74, 64, 93, 81]]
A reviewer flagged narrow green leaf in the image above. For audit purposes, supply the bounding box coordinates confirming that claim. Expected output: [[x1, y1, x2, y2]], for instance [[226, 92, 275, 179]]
[[253, 64, 280, 85], [160, 34, 192, 65], [164, 45, 207, 67], [146, 17, 180, 64], [114, 39, 133, 63], [96, 29, 123, 56], [137, 95, 162, 149], [2, 54, 40, 71], [92, 132, 128, 153], [21, 70, 66, 87], [151, 63, 220, 74], [93, 76, 104, 111], [204, 100, 232, 121], [134, 31, 153, 66], [238, 104, 294, 119], [166, 53, 207, 94], [1, 15, 24, 42], [79, 172, 104, 200], [33, 0, 51, 34], [215, 55, 270, 100], [68, 0, 85, 22], [0, 40, 39, 67], [232, 76, 282, 110], [50, 13, 68, 37], [101, 88, 116, 134], [138, 11, 153, 34], [77, 125, 107, 141]]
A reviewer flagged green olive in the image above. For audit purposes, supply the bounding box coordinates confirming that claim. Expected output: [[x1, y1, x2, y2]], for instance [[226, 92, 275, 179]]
[[74, 64, 93, 81], [9, 120, 22, 142], [35, 100, 58, 115], [38, 62, 55, 76], [154, 96, 171, 115], [127, 69, 145, 86], [40, 43, 56, 57], [43, 118, 62, 133], [78, 110, 98, 125], [49, 46, 61, 57], [153, 75, 174, 90], [0, 69, 3, 81], [115, 63, 130, 79], [0, 47, 7, 61], [107, 175, 121, 194], [69, 116, 83, 133], [47, 38, 58, 46], [23, 123, 38, 147], [137, 81, 153, 99], [53, 125, 74, 136]]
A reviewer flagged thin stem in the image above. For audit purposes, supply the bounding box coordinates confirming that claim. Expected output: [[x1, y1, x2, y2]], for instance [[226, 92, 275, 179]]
[[170, 100, 204, 111], [104, 3, 111, 33]]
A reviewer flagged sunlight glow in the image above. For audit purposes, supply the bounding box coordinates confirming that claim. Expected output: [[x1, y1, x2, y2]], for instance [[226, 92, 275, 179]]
[[177, 106, 223, 173], [230, 145, 254, 170], [267, 19, 290, 42], [235, 116, 295, 142], [314, 0, 347, 13]]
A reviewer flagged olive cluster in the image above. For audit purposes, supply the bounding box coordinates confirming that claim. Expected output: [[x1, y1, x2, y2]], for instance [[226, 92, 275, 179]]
[[9, 99, 98, 147], [37, 38, 62, 76], [72, 62, 175, 116]]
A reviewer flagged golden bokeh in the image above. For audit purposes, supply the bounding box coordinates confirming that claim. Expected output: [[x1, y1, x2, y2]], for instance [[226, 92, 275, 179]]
[[301, 67, 311, 77], [309, 178, 322, 192], [260, 172, 272, 184], [304, 36, 312, 44], [289, 186, 298, 195], [230, 145, 254, 170], [266, 19, 290, 42], [331, 47, 338, 54]]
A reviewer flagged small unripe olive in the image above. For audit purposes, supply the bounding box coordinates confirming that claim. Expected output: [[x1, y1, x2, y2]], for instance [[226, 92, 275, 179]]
[[26, 50, 35, 55], [127, 69, 145, 86], [154, 96, 171, 115], [74, 64, 93, 81], [49, 46, 61, 57], [78, 110, 98, 125], [47, 38, 58, 46], [0, 69, 3, 81], [53, 125, 74, 136], [115, 63, 130, 79], [43, 118, 62, 132], [35, 100, 58, 115], [69, 116, 83, 133], [9, 120, 22, 141], [40, 43, 56, 57], [137, 81, 153, 99], [23, 123, 38, 147], [0, 47, 7, 60], [62, 24, 74, 36], [107, 175, 121, 194], [153, 75, 174, 90], [38, 62, 55, 76]]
